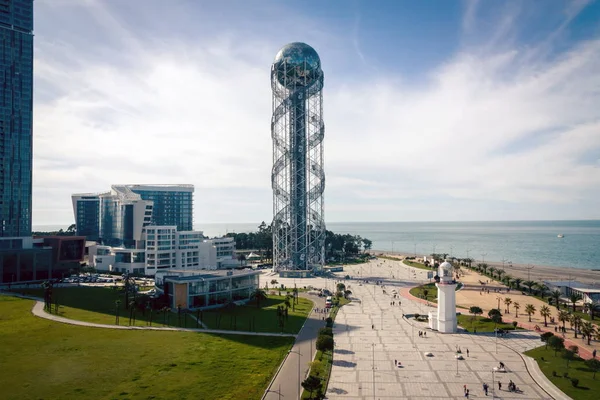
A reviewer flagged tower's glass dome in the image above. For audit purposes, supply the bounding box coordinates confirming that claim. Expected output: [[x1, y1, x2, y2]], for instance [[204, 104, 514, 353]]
[[273, 42, 321, 88], [439, 260, 454, 282]]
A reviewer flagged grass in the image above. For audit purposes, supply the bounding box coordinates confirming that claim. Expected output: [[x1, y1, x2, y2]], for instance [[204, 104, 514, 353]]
[[525, 345, 600, 400], [409, 282, 464, 304], [403, 260, 432, 271], [10, 287, 312, 334], [11, 286, 187, 328], [202, 295, 313, 334], [0, 295, 293, 400], [457, 314, 521, 332]]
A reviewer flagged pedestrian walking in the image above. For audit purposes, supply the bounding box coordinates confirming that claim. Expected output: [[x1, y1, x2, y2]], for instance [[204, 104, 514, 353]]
[[498, 381, 502, 391], [463, 385, 467, 394], [483, 383, 488, 396], [372, 324, 374, 330], [394, 359, 397, 366], [465, 389, 469, 398], [466, 348, 469, 357], [594, 349, 597, 358]]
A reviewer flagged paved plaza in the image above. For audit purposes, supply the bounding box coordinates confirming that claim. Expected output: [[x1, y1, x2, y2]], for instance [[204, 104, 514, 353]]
[[324, 260, 568, 400]]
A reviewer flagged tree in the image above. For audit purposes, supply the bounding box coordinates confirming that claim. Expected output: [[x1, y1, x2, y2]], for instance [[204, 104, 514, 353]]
[[569, 293, 583, 313], [481, 263, 489, 275], [551, 290, 562, 310], [536, 283, 549, 299], [302, 375, 322, 398], [523, 280, 536, 294], [570, 314, 582, 338], [469, 306, 483, 319], [541, 332, 554, 349], [558, 310, 570, 330], [585, 358, 600, 379], [580, 321, 596, 345], [504, 297, 512, 314], [562, 349, 576, 369], [513, 302, 520, 318], [548, 335, 565, 356], [237, 253, 247, 266], [539, 305, 551, 327], [513, 278, 523, 290], [251, 289, 267, 308], [336, 283, 346, 292], [362, 238, 373, 253], [488, 266, 496, 279], [316, 335, 334, 352], [525, 304, 536, 322], [496, 269, 505, 281], [488, 308, 502, 326], [344, 289, 352, 299]]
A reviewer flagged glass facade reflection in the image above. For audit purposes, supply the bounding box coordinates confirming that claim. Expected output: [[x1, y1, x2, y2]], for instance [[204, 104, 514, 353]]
[[129, 186, 193, 231], [0, 0, 34, 237]]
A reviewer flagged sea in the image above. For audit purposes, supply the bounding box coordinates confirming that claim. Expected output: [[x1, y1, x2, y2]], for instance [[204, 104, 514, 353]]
[[34, 220, 600, 270]]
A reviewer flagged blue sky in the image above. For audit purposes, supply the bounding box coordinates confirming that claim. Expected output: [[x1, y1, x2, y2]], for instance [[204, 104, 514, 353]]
[[33, 0, 600, 226]]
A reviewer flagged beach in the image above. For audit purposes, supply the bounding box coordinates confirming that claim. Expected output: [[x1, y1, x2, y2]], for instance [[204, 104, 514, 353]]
[[377, 251, 600, 286]]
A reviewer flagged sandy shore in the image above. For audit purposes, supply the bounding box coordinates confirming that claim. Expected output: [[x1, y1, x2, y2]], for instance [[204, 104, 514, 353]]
[[375, 250, 600, 286]]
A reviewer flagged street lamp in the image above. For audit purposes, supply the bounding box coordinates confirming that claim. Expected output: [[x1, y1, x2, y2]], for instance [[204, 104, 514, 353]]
[[289, 349, 303, 400], [266, 384, 282, 400]]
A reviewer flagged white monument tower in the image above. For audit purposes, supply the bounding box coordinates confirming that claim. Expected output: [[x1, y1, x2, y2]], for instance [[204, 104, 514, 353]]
[[428, 259, 457, 333]]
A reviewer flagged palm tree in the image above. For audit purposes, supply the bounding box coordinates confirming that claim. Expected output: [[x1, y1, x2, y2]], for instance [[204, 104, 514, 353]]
[[513, 302, 521, 318], [504, 297, 513, 314], [488, 266, 496, 279], [539, 305, 551, 327], [476, 263, 484, 272], [558, 310, 570, 330], [465, 258, 473, 269], [251, 288, 268, 308], [496, 269, 505, 282], [525, 304, 536, 322], [571, 314, 582, 338], [551, 289, 562, 310], [535, 283, 549, 299], [569, 293, 583, 313], [580, 321, 597, 346], [523, 280, 536, 294], [513, 278, 523, 291], [502, 275, 513, 287], [481, 263, 489, 275]]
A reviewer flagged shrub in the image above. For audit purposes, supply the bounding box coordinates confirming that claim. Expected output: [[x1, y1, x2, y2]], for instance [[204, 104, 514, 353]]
[[512, 321, 518, 328], [319, 327, 333, 337], [316, 335, 334, 352], [552, 370, 557, 377], [325, 317, 333, 328], [570, 378, 579, 387], [540, 332, 554, 342]]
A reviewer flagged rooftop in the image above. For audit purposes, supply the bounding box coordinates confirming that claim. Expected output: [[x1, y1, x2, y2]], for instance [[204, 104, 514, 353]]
[[161, 269, 259, 282]]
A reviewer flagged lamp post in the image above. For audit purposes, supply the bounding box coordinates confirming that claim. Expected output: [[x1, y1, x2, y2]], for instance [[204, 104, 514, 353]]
[[525, 264, 534, 282], [289, 349, 303, 400], [372, 343, 376, 400], [481, 253, 487, 264], [491, 369, 495, 399]]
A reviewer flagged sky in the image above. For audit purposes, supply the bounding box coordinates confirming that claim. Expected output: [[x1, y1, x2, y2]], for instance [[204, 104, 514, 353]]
[[32, 0, 600, 226]]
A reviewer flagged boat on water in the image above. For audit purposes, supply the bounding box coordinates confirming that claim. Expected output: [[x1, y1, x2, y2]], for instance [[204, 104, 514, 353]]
[[557, 234, 564, 238]]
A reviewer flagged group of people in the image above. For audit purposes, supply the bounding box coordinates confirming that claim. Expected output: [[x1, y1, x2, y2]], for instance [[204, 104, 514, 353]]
[[507, 380, 520, 392], [418, 330, 427, 337]]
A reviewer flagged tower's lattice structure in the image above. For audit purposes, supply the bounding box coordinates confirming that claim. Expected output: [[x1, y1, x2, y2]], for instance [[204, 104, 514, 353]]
[[271, 43, 325, 271]]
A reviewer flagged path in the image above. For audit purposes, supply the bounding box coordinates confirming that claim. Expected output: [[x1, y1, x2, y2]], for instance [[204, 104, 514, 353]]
[[326, 258, 570, 400], [263, 292, 327, 400]]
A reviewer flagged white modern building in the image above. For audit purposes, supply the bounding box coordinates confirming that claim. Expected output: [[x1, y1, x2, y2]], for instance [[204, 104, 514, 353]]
[[87, 226, 238, 276], [429, 260, 457, 333], [544, 280, 600, 305]]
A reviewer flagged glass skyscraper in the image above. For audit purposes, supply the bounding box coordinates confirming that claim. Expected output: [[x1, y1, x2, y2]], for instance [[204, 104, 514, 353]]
[[0, 0, 34, 237], [128, 185, 194, 231]]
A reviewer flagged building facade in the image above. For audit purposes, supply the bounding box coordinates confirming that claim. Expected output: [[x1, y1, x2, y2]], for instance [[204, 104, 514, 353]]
[[71, 194, 100, 241], [128, 184, 194, 231], [0, 0, 34, 238], [155, 269, 260, 309]]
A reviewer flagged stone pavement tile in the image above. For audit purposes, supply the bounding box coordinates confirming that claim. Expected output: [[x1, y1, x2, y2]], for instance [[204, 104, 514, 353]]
[[428, 360, 472, 372], [397, 360, 435, 370], [326, 382, 360, 398], [446, 382, 484, 398], [437, 370, 482, 383], [385, 350, 423, 361], [402, 382, 449, 397], [372, 382, 404, 397], [415, 342, 453, 352], [329, 370, 358, 383], [395, 369, 438, 382], [353, 350, 391, 361]]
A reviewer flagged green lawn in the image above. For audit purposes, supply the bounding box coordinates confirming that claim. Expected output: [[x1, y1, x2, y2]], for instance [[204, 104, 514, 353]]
[[525, 345, 600, 400], [11, 286, 188, 328], [409, 283, 438, 302], [457, 314, 520, 332], [0, 295, 293, 400], [10, 287, 312, 334], [403, 260, 432, 271], [202, 295, 313, 334]]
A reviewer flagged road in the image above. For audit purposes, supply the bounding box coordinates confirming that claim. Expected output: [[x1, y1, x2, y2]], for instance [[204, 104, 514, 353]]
[[264, 292, 326, 400]]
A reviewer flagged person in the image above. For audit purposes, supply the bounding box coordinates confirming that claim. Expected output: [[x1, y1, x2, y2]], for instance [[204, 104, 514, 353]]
[[466, 348, 469, 357], [465, 389, 470, 398], [483, 383, 488, 396], [594, 349, 597, 358], [372, 324, 374, 330], [463, 385, 467, 394], [394, 359, 397, 366], [499, 361, 505, 369], [498, 381, 502, 391]]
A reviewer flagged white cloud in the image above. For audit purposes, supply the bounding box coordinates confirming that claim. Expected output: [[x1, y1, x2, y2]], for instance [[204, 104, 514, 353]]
[[31, 1, 600, 225]]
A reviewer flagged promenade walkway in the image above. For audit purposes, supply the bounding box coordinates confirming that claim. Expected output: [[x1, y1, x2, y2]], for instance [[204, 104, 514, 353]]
[[327, 259, 570, 400]]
